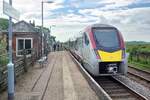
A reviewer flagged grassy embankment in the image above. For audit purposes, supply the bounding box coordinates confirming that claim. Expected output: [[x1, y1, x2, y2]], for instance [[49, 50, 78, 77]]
[[126, 41, 150, 71]]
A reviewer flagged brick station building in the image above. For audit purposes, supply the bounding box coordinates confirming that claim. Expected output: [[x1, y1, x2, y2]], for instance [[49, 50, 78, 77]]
[[2, 20, 54, 61], [12, 20, 43, 59]]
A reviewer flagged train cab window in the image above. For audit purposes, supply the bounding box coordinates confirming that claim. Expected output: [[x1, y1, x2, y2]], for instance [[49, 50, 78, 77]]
[[84, 33, 89, 45], [93, 28, 119, 48]]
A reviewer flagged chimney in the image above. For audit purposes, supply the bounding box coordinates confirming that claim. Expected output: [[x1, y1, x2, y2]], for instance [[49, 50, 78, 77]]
[[29, 20, 35, 27]]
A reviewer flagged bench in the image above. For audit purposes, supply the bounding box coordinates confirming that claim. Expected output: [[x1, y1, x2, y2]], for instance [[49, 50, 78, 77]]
[[37, 56, 48, 68]]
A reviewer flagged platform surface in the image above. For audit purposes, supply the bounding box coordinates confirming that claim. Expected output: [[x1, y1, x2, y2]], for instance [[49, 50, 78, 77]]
[[0, 51, 99, 100]]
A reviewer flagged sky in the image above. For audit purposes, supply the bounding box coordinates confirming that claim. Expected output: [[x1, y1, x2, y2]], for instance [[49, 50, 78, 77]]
[[0, 0, 150, 42]]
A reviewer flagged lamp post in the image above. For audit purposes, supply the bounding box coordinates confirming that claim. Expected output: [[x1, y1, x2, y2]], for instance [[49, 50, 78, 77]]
[[7, 0, 14, 99], [41, 1, 53, 56], [3, 0, 20, 99]]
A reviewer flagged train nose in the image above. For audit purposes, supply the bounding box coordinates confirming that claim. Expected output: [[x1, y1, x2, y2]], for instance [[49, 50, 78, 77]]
[[98, 50, 122, 62]]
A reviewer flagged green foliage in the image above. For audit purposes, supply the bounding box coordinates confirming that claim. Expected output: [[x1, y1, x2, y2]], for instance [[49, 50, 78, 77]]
[[0, 18, 9, 30], [0, 55, 8, 67], [0, 49, 8, 69], [0, 18, 14, 30], [126, 42, 150, 71], [129, 62, 150, 71], [36, 25, 50, 32], [126, 43, 150, 53]]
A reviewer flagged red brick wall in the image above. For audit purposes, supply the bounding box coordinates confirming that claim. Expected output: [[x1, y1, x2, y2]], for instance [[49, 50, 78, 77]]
[[12, 32, 42, 59]]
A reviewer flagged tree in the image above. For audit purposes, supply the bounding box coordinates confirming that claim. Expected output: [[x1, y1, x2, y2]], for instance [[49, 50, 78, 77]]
[[0, 18, 15, 51], [0, 18, 9, 30]]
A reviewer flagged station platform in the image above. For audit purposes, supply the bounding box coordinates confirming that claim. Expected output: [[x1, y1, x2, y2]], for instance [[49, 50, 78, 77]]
[[0, 51, 99, 100]]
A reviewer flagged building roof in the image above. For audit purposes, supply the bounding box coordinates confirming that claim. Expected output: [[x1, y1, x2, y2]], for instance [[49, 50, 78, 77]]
[[12, 20, 38, 33]]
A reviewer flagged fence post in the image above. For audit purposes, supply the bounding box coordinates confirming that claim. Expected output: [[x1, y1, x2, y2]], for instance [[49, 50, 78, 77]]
[[0, 67, 2, 82], [23, 49, 27, 72], [137, 52, 140, 62], [31, 49, 34, 66], [129, 52, 133, 62], [145, 54, 148, 64]]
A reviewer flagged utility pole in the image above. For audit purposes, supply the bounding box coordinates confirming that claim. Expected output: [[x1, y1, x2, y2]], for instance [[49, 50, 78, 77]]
[[41, 1, 44, 56]]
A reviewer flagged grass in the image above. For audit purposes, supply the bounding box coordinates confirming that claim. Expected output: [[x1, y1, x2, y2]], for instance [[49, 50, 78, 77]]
[[128, 61, 150, 72], [126, 42, 150, 72]]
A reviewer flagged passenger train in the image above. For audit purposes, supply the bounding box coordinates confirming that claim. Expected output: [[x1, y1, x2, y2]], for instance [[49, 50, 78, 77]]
[[71, 24, 128, 76]]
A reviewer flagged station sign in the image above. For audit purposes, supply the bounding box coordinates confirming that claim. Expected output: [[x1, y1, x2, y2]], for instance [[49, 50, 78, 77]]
[[3, 1, 20, 20]]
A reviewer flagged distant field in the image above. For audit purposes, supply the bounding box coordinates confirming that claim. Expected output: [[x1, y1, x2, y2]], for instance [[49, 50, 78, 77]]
[[126, 41, 150, 71]]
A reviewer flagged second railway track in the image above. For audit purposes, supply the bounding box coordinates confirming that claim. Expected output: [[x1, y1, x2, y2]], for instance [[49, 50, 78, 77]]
[[127, 66, 150, 89]]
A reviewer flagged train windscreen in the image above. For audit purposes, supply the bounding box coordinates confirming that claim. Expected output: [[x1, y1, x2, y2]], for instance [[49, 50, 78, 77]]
[[93, 28, 120, 50]]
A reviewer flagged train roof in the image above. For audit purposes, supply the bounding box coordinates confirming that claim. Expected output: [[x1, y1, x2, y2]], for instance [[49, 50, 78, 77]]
[[90, 24, 115, 28]]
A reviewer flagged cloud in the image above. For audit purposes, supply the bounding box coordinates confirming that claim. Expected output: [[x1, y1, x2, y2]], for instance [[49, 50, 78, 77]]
[[78, 7, 150, 42], [79, 7, 150, 25], [0, 0, 150, 42], [51, 24, 85, 42]]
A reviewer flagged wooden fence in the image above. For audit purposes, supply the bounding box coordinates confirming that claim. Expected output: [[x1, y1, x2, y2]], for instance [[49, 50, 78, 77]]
[[0, 49, 38, 92]]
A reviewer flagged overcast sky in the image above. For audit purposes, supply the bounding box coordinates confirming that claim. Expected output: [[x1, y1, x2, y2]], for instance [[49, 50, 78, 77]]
[[0, 0, 150, 42]]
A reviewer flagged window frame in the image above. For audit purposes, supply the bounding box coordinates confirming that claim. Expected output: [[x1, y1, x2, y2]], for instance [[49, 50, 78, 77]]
[[16, 38, 33, 57]]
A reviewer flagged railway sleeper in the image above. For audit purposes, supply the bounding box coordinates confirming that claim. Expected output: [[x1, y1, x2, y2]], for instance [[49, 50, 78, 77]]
[[101, 85, 123, 89], [98, 81, 120, 85], [105, 89, 128, 94], [110, 93, 136, 99], [97, 80, 114, 84], [111, 97, 138, 100]]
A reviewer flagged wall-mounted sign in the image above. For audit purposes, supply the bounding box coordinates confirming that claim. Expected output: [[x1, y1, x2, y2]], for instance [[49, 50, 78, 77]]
[[3, 1, 20, 20]]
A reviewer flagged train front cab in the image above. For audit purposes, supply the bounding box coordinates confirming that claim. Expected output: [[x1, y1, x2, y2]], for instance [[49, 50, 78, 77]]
[[94, 49, 128, 76], [91, 27, 128, 76]]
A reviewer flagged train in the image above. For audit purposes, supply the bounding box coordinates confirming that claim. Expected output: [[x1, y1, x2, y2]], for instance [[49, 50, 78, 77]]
[[69, 24, 128, 76]]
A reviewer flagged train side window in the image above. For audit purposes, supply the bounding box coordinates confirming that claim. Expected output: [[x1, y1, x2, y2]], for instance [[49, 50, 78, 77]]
[[84, 33, 89, 45]]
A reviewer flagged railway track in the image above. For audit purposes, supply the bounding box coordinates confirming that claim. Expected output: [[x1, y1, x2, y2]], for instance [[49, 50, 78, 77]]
[[95, 76, 146, 100], [70, 51, 148, 100], [127, 66, 150, 89]]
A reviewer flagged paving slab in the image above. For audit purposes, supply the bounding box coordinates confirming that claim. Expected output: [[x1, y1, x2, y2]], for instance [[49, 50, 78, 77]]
[[0, 51, 99, 100]]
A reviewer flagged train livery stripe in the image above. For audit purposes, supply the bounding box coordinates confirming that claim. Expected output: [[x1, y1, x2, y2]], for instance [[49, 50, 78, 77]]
[[98, 50, 122, 62], [86, 27, 96, 49]]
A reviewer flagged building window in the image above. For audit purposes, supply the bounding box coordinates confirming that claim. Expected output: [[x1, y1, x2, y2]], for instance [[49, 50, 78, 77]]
[[16, 38, 33, 56]]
